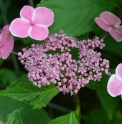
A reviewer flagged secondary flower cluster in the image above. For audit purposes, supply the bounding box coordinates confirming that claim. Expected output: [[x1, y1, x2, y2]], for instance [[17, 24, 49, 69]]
[[95, 11, 122, 42], [18, 32, 110, 95]]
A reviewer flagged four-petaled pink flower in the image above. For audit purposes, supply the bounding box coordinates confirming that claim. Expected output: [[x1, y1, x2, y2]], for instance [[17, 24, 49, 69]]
[[0, 25, 14, 59], [9, 5, 54, 41], [107, 63, 122, 97], [95, 11, 122, 42]]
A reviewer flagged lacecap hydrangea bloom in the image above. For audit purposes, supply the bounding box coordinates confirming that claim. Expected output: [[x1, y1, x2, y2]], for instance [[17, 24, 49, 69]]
[[9, 5, 54, 41], [18, 32, 110, 95], [95, 11, 122, 41], [0, 25, 14, 59]]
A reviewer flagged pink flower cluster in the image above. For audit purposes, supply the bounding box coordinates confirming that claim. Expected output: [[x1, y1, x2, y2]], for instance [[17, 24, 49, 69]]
[[18, 32, 110, 95], [78, 37, 109, 83]]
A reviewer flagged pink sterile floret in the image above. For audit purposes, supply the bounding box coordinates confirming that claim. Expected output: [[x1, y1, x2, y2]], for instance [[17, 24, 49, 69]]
[[9, 5, 54, 41], [95, 11, 122, 42], [107, 63, 122, 97], [0, 25, 14, 59]]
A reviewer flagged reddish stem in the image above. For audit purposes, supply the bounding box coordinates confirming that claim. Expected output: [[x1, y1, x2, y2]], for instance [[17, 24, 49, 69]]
[[102, 32, 108, 40], [12, 51, 18, 56]]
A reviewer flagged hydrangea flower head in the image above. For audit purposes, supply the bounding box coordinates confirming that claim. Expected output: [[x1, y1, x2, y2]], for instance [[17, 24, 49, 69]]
[[0, 25, 14, 59], [95, 11, 122, 41], [107, 63, 122, 97], [18, 32, 110, 95], [9, 5, 54, 41]]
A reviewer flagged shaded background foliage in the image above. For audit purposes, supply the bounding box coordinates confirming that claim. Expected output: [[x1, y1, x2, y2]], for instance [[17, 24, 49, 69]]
[[0, 0, 122, 124]]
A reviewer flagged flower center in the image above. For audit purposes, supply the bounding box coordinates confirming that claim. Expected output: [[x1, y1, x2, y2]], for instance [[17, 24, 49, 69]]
[[110, 25, 115, 29], [0, 44, 3, 48], [30, 21, 34, 26]]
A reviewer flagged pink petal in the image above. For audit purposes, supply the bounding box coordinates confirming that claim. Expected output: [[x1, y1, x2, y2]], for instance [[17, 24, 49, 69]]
[[0, 49, 3, 58], [115, 26, 122, 35], [28, 25, 48, 40], [115, 63, 122, 81], [9, 18, 31, 38], [0, 25, 10, 43], [1, 34, 14, 59], [20, 5, 35, 21], [109, 28, 122, 42], [107, 74, 122, 97], [0, 34, 1, 43], [95, 17, 109, 31], [33, 7, 54, 27], [100, 11, 121, 25]]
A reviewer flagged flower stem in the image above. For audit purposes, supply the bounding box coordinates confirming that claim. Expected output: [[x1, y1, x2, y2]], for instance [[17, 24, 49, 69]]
[[11, 51, 20, 71], [12, 51, 18, 56], [74, 94, 81, 123], [102, 32, 108, 40]]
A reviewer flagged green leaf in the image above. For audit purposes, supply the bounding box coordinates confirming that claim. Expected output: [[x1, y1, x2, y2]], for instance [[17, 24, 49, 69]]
[[48, 111, 79, 124], [112, 111, 122, 124], [0, 75, 59, 109], [85, 108, 122, 124], [104, 35, 122, 56], [0, 68, 18, 85], [85, 73, 110, 90], [0, 59, 4, 67], [96, 90, 120, 120], [69, 112, 79, 124], [38, 0, 118, 36], [30, 89, 58, 109], [6, 108, 23, 124], [85, 108, 110, 124], [85, 69, 115, 90], [0, 121, 3, 124], [0, 0, 12, 24], [0, 96, 50, 124]]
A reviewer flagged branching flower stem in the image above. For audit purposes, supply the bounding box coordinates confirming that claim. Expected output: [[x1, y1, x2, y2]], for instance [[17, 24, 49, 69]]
[[12, 51, 18, 56], [102, 32, 108, 40]]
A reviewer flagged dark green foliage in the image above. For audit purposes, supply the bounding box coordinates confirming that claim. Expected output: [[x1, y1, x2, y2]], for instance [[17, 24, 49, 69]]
[[38, 0, 119, 36], [0, 0, 122, 123]]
